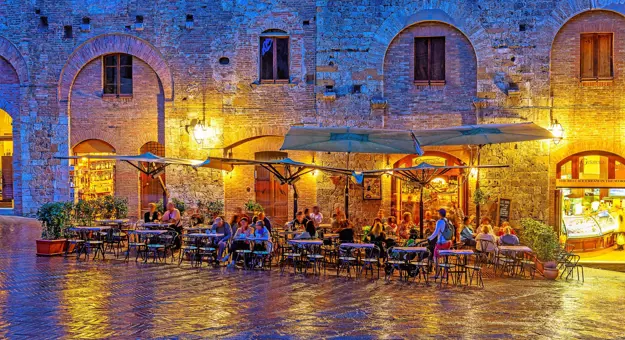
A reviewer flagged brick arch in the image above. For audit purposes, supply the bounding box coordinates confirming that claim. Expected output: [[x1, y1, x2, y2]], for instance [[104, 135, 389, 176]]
[[370, 5, 483, 74], [0, 36, 29, 85], [58, 34, 173, 102], [222, 126, 289, 149], [0, 99, 18, 119]]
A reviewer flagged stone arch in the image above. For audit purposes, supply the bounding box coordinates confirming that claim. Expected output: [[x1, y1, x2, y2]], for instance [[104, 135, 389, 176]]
[[0, 99, 18, 119], [222, 126, 289, 153], [0, 36, 29, 85], [370, 5, 483, 74], [58, 34, 173, 102]]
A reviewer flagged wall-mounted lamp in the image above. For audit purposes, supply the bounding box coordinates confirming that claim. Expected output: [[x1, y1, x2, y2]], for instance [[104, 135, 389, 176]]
[[550, 119, 564, 145]]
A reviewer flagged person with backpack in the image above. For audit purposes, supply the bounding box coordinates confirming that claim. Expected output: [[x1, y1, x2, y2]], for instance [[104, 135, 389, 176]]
[[427, 209, 454, 263]]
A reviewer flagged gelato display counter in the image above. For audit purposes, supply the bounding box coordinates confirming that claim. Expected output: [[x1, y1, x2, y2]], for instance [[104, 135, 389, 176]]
[[562, 212, 617, 252]]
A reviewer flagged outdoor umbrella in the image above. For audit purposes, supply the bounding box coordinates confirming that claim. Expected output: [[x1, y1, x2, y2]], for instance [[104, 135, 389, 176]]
[[56, 152, 233, 197], [281, 126, 423, 218], [413, 122, 553, 225], [194, 157, 352, 218], [354, 162, 508, 235]]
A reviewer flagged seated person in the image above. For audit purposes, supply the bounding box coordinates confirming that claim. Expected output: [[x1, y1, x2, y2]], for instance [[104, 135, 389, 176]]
[[403, 228, 421, 246], [459, 216, 476, 246], [144, 202, 160, 223], [292, 211, 316, 239], [253, 220, 272, 253], [210, 217, 232, 262], [337, 220, 354, 243], [252, 212, 272, 232], [367, 223, 387, 255], [230, 217, 252, 265], [499, 226, 520, 245], [162, 202, 181, 226], [386, 216, 398, 236], [330, 213, 340, 232], [496, 222, 516, 236], [475, 225, 498, 253]]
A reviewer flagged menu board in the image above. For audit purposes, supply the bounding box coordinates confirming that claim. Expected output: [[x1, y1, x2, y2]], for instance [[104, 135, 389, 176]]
[[497, 198, 511, 226]]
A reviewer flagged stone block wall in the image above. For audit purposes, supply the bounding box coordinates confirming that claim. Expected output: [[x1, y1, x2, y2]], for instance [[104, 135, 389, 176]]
[[0, 0, 623, 227]]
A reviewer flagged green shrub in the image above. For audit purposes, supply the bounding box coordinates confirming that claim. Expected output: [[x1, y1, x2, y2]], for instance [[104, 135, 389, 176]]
[[157, 198, 186, 215], [37, 201, 74, 240], [519, 218, 559, 262], [244, 200, 264, 213]]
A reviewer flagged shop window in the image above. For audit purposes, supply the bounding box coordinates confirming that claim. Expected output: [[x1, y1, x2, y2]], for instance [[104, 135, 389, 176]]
[[0, 110, 13, 208], [616, 161, 625, 179], [580, 33, 613, 80], [260, 30, 289, 84], [71, 139, 116, 201], [578, 155, 608, 180], [560, 160, 572, 179], [414, 37, 445, 85], [103, 53, 133, 96]]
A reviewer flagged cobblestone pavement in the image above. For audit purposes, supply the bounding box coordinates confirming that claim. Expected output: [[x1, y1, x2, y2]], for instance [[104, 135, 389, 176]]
[[0, 217, 624, 339]]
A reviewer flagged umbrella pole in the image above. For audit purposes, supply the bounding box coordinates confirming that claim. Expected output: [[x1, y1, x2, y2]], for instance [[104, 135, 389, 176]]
[[419, 186, 424, 237], [344, 153, 350, 219], [475, 145, 483, 228], [292, 183, 298, 220]]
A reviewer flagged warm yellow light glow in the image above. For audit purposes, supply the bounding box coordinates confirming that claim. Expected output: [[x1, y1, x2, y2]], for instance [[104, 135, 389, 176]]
[[550, 120, 564, 144], [470, 168, 478, 177], [431, 177, 446, 185], [617, 233, 625, 246], [384, 170, 394, 177]]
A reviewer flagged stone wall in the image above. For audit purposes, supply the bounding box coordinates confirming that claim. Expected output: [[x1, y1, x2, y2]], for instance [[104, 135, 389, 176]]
[[0, 0, 624, 227]]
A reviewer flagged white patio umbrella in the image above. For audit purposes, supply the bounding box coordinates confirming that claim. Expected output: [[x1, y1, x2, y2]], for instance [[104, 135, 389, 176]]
[[281, 126, 424, 218]]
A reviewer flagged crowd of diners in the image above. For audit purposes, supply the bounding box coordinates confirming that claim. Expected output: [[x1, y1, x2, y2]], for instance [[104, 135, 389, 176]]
[[141, 201, 521, 265]]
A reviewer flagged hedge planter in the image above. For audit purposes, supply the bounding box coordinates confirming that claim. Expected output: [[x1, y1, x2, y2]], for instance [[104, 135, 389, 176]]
[[36, 239, 67, 256]]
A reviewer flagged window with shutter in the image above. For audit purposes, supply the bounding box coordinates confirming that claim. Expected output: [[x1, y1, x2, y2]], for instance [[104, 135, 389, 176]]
[[259, 33, 290, 84], [103, 53, 133, 96], [580, 33, 613, 80], [414, 37, 446, 85]]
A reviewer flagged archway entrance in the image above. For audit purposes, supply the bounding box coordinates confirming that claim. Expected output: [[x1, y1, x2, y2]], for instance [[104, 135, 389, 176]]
[[391, 151, 468, 223], [255, 151, 289, 226], [0, 109, 13, 208], [140, 141, 166, 211], [556, 151, 625, 252], [71, 139, 116, 201]]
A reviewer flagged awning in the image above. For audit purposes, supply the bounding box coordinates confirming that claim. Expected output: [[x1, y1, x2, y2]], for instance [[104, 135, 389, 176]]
[[413, 122, 554, 146]]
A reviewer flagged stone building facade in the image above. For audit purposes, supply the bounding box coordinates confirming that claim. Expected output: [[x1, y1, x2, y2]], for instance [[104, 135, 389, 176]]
[[1, 0, 625, 229]]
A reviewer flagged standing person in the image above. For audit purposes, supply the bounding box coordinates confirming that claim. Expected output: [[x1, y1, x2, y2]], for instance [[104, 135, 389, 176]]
[[309, 206, 323, 229], [144, 202, 160, 223], [427, 209, 454, 264], [210, 217, 232, 262], [292, 211, 316, 239]]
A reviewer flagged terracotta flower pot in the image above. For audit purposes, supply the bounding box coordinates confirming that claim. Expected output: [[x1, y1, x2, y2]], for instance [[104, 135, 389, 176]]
[[36, 239, 67, 256], [542, 260, 559, 280]]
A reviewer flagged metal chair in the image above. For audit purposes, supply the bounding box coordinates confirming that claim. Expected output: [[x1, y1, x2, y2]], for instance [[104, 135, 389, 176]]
[[337, 245, 359, 278], [361, 245, 381, 279], [561, 253, 584, 282], [305, 244, 325, 275], [178, 235, 199, 266], [125, 231, 148, 262]]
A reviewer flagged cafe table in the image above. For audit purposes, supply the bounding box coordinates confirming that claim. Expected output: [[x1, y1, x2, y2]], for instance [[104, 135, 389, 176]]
[[288, 239, 323, 246], [142, 222, 173, 229], [498, 245, 532, 253], [437, 249, 475, 285], [97, 219, 130, 225], [498, 245, 533, 277], [69, 226, 112, 232], [339, 243, 375, 249]]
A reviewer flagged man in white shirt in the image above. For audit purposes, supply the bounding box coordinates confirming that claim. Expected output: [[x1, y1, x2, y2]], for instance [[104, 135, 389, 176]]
[[309, 205, 323, 228]]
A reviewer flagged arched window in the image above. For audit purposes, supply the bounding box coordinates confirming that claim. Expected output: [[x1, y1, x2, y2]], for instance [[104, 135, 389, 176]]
[[103, 53, 133, 96], [556, 151, 625, 180], [260, 29, 289, 83], [71, 139, 116, 201]]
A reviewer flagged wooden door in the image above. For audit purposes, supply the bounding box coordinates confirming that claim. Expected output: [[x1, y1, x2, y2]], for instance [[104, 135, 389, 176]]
[[140, 142, 166, 211], [255, 151, 289, 226], [1, 156, 12, 201]]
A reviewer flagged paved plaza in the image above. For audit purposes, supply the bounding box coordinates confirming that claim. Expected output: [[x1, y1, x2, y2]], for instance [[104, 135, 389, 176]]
[[0, 216, 623, 339]]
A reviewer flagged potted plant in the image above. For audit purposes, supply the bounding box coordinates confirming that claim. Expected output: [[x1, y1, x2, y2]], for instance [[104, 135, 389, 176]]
[[113, 196, 128, 219], [97, 195, 116, 219], [244, 200, 263, 215], [519, 218, 560, 280], [36, 201, 74, 256]]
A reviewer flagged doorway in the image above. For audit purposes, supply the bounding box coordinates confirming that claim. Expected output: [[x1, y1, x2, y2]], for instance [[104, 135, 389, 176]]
[[255, 151, 289, 226], [140, 141, 166, 212], [0, 109, 12, 208]]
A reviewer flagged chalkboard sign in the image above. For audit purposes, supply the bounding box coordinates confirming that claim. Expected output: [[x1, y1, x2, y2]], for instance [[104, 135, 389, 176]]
[[497, 198, 511, 226]]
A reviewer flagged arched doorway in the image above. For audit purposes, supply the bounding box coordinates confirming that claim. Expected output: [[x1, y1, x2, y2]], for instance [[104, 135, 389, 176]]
[[71, 139, 116, 201], [391, 151, 468, 222], [0, 109, 13, 208], [556, 151, 625, 252], [255, 151, 288, 226], [140, 141, 166, 211]]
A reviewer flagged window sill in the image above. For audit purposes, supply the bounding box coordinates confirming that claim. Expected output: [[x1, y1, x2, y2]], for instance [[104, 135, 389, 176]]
[[102, 94, 133, 100], [580, 78, 613, 87], [413, 80, 446, 87], [252, 80, 298, 88]]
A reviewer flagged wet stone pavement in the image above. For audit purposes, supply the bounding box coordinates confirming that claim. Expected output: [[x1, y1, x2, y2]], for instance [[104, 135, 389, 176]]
[[0, 217, 624, 339]]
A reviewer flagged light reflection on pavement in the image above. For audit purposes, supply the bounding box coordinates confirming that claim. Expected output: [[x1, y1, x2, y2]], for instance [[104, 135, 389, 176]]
[[0, 216, 623, 339]]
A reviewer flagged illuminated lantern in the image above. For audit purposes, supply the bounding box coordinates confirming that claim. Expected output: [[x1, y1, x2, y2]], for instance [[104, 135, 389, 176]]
[[550, 120, 564, 145]]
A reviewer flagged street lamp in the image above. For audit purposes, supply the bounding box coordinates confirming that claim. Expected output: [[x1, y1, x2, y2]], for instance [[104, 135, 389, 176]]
[[550, 120, 564, 144]]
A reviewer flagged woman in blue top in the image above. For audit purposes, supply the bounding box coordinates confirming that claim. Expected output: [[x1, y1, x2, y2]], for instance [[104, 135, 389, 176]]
[[460, 216, 477, 246], [253, 221, 272, 253]]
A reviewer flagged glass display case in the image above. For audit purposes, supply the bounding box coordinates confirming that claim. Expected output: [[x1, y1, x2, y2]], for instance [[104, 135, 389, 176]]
[[562, 212, 618, 239]]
